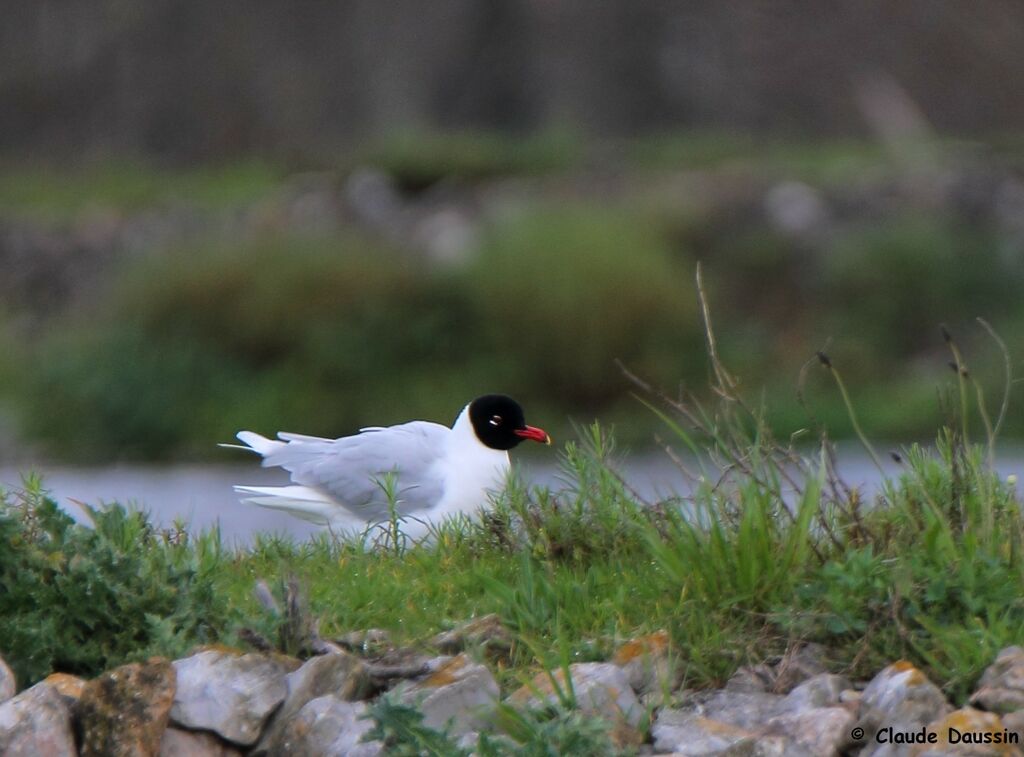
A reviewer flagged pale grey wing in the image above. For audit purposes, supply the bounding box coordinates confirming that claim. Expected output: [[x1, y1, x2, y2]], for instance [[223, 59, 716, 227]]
[[268, 421, 449, 522]]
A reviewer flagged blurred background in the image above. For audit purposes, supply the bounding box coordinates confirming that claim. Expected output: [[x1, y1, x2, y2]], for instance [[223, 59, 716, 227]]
[[2, 2, 1024, 489]]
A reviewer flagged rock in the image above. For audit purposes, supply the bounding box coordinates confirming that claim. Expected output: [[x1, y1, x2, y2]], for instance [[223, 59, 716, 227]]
[[170, 648, 300, 746], [772, 643, 830, 693], [762, 706, 856, 756], [651, 709, 806, 756], [337, 629, 392, 656], [455, 730, 481, 751], [344, 168, 403, 231], [764, 181, 829, 237], [680, 688, 788, 730], [1001, 710, 1024, 748], [429, 614, 512, 658], [651, 709, 758, 754], [510, 662, 643, 747], [411, 208, 477, 264], [78, 657, 177, 757], [856, 660, 952, 757], [782, 673, 852, 711], [159, 727, 242, 757], [0, 681, 76, 756], [727, 644, 830, 695], [612, 630, 673, 694], [395, 653, 499, 737], [652, 670, 852, 756], [726, 664, 776, 693], [278, 695, 383, 756], [43, 672, 87, 704], [0, 655, 14, 704], [254, 651, 368, 755], [841, 688, 864, 708], [916, 707, 1018, 756], [971, 646, 1024, 714], [361, 649, 452, 693]]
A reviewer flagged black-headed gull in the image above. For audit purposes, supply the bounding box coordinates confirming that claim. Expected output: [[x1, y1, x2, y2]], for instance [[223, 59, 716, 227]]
[[226, 394, 551, 538]]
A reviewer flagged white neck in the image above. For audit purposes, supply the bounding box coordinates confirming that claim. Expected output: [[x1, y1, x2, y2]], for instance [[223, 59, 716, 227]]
[[432, 404, 511, 520]]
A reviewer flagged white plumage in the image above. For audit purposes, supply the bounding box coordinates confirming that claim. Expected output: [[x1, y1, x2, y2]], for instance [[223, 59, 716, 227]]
[[226, 395, 550, 539]]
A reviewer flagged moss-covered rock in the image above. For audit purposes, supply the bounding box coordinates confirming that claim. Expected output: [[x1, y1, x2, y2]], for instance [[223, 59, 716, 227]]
[[77, 657, 176, 757]]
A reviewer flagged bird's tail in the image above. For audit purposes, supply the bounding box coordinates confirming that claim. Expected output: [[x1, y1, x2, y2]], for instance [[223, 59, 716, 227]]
[[233, 484, 343, 526], [220, 430, 284, 458]]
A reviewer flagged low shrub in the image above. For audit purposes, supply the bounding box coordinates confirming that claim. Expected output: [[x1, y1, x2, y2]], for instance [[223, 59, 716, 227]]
[[351, 129, 582, 191], [15, 208, 706, 457], [466, 206, 702, 407], [0, 477, 236, 686]]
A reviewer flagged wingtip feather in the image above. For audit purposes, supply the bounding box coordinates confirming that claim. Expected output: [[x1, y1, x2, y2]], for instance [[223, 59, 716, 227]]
[[234, 430, 283, 457]]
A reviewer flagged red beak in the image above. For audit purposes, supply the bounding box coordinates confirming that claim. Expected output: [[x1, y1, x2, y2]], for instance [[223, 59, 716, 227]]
[[514, 425, 552, 445]]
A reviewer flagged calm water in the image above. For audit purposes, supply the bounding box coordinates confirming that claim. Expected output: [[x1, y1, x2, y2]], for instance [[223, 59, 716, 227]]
[[1, 449, 1019, 545]]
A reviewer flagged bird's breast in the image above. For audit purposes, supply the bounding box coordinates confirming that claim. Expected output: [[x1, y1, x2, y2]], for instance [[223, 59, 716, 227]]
[[432, 447, 511, 520]]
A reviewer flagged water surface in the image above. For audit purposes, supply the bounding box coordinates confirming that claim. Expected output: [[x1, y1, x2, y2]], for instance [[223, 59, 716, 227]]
[[2, 449, 1018, 545]]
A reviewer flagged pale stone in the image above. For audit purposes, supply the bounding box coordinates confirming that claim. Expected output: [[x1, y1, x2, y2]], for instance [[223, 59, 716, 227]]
[[278, 695, 383, 756], [612, 630, 673, 694], [159, 727, 242, 757], [0, 655, 14, 704], [651, 709, 808, 756], [43, 672, 87, 703], [429, 614, 512, 657], [510, 662, 644, 747], [725, 665, 776, 693], [395, 653, 499, 736], [725, 644, 828, 695], [913, 707, 1018, 756], [651, 709, 758, 754], [680, 688, 788, 729], [857, 660, 952, 757], [170, 649, 299, 746], [782, 673, 852, 711], [0, 681, 76, 756], [1002, 710, 1024, 748], [254, 650, 367, 755], [772, 643, 830, 693], [762, 705, 856, 756], [971, 646, 1024, 714]]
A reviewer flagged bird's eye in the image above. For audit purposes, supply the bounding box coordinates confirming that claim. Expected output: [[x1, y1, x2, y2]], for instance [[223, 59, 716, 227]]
[[489, 415, 503, 426]]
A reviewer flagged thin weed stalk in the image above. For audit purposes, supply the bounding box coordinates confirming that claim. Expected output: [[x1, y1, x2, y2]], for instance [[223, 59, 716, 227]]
[[815, 350, 886, 478]]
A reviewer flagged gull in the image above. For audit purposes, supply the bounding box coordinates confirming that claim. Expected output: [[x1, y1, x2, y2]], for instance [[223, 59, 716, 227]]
[[225, 394, 551, 538]]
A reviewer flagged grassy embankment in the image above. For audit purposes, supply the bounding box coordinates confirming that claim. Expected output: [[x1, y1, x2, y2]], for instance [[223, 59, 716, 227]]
[[2, 133, 1024, 459], [2, 276, 1022, 751]]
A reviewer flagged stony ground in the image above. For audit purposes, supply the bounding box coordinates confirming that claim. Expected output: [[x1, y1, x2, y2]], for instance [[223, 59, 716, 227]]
[[4, 615, 1024, 756]]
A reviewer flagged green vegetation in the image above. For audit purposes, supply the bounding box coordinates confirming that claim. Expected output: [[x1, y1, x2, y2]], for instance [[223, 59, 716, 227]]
[[4, 133, 1024, 459], [0, 476, 234, 686], [365, 695, 616, 756], [0, 160, 281, 221], [350, 129, 583, 190], [9, 214, 699, 459], [3, 305, 1023, 726]]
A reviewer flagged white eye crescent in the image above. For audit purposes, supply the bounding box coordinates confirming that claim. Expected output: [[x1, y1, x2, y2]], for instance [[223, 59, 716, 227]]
[[489, 415, 502, 426]]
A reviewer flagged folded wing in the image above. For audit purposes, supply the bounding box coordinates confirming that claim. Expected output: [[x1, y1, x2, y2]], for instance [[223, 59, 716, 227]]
[[235, 421, 449, 522]]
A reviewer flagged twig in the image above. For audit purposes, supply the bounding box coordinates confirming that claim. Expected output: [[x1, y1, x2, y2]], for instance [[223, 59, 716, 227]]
[[695, 262, 738, 397], [978, 317, 1012, 463], [816, 351, 887, 477], [941, 324, 971, 446]]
